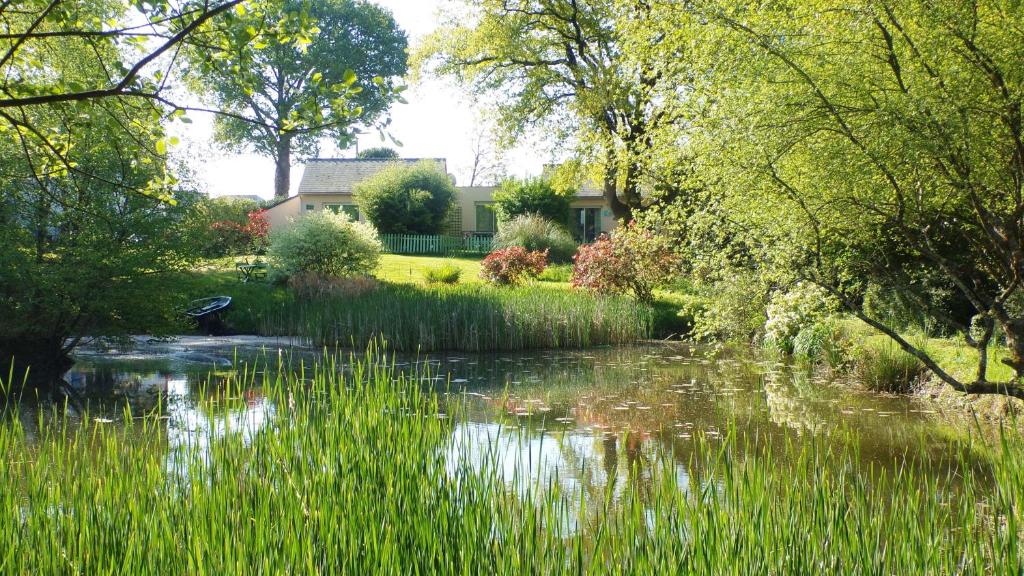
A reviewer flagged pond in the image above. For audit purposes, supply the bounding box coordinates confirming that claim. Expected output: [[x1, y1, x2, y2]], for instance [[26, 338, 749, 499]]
[[13, 336, 989, 497]]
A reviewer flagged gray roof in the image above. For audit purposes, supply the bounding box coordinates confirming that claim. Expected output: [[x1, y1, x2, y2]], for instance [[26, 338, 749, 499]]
[[297, 158, 448, 195]]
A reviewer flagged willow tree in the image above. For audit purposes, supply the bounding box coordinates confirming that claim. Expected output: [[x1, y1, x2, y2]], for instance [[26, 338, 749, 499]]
[[419, 0, 688, 221], [646, 1, 1024, 396], [188, 0, 408, 199]]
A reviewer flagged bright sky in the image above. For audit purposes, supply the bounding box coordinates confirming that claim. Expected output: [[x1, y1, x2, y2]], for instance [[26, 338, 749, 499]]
[[176, 0, 545, 199]]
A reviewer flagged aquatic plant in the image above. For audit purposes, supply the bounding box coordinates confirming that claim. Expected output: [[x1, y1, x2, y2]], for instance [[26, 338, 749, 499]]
[[0, 350, 1020, 573], [250, 283, 651, 351]]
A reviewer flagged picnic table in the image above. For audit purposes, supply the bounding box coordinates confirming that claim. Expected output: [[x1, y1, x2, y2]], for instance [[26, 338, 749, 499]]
[[235, 259, 268, 282]]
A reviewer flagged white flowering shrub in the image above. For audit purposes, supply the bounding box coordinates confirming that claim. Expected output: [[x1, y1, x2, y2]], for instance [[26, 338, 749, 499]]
[[268, 211, 382, 280], [763, 282, 837, 354]]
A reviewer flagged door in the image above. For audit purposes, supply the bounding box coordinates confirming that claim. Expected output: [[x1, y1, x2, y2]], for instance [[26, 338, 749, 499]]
[[572, 208, 601, 243]]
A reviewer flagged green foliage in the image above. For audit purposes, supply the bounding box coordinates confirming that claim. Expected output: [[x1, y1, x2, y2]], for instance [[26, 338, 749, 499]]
[[2, 350, 1023, 572], [188, 0, 408, 197], [355, 161, 456, 234], [537, 264, 572, 283], [423, 263, 462, 285], [571, 223, 680, 303], [419, 1, 679, 218], [254, 282, 651, 351], [480, 247, 548, 286], [492, 177, 572, 224], [357, 147, 400, 159], [763, 283, 839, 354], [493, 214, 577, 264], [631, 1, 1024, 392], [268, 211, 382, 279], [852, 341, 926, 394], [184, 196, 267, 257], [0, 99, 196, 380]]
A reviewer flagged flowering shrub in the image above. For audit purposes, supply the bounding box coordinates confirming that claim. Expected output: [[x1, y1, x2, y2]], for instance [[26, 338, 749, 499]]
[[763, 282, 837, 353], [268, 211, 382, 280], [571, 222, 679, 303], [210, 209, 270, 255], [480, 246, 548, 285]]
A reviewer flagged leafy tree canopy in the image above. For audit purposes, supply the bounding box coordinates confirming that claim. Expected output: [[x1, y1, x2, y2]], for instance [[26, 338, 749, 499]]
[[636, 0, 1024, 397], [492, 177, 572, 225], [358, 147, 400, 159], [418, 0, 688, 221], [355, 162, 455, 235], [188, 0, 409, 198]]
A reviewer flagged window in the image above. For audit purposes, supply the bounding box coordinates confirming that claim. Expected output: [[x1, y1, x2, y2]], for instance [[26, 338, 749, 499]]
[[475, 203, 496, 234], [305, 204, 315, 211], [325, 204, 360, 220], [572, 208, 601, 243]]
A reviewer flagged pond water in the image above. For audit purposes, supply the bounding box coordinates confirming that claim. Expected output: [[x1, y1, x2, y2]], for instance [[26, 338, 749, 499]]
[[9, 337, 989, 497]]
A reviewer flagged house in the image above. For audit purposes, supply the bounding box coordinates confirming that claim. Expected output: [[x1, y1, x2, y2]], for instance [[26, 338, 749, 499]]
[[264, 157, 617, 242]]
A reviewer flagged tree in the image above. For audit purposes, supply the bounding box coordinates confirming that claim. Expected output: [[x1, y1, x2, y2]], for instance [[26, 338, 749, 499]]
[[0, 0, 314, 200], [418, 0, 684, 221], [355, 162, 455, 235], [464, 121, 505, 186], [0, 99, 197, 386], [646, 1, 1024, 397], [492, 177, 572, 224], [357, 147, 400, 159], [189, 0, 408, 199]]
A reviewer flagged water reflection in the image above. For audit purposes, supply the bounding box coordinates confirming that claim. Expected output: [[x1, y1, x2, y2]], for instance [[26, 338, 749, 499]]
[[17, 343, 990, 498]]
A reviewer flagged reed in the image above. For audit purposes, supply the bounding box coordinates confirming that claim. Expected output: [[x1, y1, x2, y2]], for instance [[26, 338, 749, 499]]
[[1, 351, 1020, 573], [249, 282, 653, 351]]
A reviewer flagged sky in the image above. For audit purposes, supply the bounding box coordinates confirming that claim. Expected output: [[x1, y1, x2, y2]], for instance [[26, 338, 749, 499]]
[[175, 0, 546, 200]]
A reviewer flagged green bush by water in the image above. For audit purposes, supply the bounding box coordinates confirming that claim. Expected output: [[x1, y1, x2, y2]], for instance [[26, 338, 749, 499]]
[[853, 340, 926, 393], [1, 351, 1021, 573], [251, 282, 652, 351]]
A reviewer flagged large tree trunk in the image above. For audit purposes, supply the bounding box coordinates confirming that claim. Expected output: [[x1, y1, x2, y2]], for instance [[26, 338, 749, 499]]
[[604, 149, 632, 222], [273, 134, 292, 200], [998, 316, 1024, 379]]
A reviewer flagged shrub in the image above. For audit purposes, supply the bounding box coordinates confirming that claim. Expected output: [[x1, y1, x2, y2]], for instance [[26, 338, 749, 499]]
[[480, 247, 547, 285], [538, 264, 572, 283], [853, 340, 926, 393], [423, 263, 462, 285], [268, 211, 382, 280], [355, 161, 455, 234], [571, 222, 680, 303], [493, 214, 577, 264], [763, 283, 838, 354], [492, 177, 572, 224], [189, 197, 267, 257]]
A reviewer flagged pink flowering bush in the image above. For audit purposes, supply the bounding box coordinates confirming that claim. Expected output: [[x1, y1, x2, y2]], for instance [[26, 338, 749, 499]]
[[480, 246, 548, 285], [571, 222, 679, 302], [210, 209, 270, 255]]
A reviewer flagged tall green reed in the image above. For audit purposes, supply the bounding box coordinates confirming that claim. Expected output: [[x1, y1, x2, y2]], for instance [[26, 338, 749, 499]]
[[251, 283, 653, 351], [1, 348, 1020, 574]]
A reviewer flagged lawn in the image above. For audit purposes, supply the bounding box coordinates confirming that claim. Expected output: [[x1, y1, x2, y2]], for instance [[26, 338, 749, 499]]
[[375, 254, 483, 284]]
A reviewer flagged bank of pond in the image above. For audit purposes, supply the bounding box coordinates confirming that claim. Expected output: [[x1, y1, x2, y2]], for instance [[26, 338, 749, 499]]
[[1, 343, 1021, 573]]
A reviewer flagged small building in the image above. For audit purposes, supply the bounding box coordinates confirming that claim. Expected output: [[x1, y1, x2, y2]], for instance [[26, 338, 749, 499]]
[[264, 157, 617, 242]]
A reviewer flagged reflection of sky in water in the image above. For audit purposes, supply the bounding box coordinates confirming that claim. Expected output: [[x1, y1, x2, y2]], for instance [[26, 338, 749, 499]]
[[163, 377, 275, 479], [47, 344, 990, 497]]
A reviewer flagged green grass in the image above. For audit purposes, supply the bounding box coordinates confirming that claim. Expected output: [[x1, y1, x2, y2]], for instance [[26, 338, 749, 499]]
[[376, 254, 482, 285], [2, 349, 1021, 573]]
